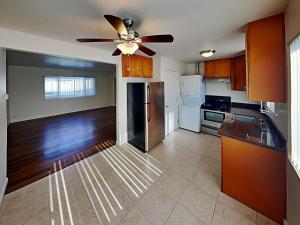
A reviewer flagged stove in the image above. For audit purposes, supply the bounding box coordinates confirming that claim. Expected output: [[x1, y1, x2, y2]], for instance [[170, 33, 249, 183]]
[[201, 95, 232, 136], [201, 95, 231, 112]]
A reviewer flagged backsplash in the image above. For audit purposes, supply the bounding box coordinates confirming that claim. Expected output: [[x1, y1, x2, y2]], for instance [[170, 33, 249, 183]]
[[205, 79, 258, 104]]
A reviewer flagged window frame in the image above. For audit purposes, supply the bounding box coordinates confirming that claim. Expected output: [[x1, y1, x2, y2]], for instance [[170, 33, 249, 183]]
[[43, 75, 96, 100], [289, 33, 300, 178]]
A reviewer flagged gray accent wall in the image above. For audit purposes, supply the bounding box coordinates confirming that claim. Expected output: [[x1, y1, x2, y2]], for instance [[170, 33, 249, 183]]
[[7, 65, 115, 123]]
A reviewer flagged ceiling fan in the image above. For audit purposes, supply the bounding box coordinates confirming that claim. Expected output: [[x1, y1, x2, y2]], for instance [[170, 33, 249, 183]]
[[77, 15, 174, 56]]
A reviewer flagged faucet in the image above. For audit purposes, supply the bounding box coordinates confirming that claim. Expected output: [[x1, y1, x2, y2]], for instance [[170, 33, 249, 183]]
[[260, 102, 270, 114], [260, 101, 278, 116]]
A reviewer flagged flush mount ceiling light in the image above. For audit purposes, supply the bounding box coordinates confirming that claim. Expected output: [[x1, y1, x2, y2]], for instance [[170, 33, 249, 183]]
[[200, 50, 216, 58]]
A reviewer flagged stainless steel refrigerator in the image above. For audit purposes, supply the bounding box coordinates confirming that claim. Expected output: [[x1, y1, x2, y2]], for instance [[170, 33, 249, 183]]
[[127, 82, 165, 152]]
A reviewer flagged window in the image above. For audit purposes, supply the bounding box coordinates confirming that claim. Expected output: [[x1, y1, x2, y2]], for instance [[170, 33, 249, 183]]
[[44, 76, 96, 99], [290, 34, 300, 177]]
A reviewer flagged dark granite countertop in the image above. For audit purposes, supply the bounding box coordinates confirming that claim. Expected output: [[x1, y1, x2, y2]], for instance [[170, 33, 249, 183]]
[[218, 106, 286, 152]]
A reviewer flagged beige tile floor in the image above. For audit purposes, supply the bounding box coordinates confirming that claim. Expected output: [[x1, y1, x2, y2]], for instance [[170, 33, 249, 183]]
[[0, 129, 279, 225]]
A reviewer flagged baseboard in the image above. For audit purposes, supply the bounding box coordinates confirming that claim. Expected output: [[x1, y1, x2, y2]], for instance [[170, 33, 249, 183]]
[[9, 106, 116, 125], [0, 178, 8, 207], [284, 219, 288, 225]]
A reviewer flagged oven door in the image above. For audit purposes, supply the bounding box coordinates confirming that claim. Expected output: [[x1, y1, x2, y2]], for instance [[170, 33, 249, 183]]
[[201, 109, 225, 128]]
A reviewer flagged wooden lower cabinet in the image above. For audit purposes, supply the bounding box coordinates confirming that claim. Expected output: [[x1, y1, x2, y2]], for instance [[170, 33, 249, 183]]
[[221, 136, 286, 224]]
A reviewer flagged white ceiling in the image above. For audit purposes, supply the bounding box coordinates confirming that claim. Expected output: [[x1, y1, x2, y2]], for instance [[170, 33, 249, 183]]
[[0, 0, 287, 62]]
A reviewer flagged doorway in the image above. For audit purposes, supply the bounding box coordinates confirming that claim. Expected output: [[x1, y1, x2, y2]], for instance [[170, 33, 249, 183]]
[[6, 50, 117, 193], [164, 70, 180, 136]]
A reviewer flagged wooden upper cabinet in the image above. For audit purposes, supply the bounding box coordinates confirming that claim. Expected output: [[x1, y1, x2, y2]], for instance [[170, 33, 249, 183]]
[[122, 54, 131, 77], [142, 56, 153, 78], [130, 54, 143, 77], [122, 54, 153, 78], [204, 59, 231, 78], [246, 14, 286, 102], [231, 54, 246, 91]]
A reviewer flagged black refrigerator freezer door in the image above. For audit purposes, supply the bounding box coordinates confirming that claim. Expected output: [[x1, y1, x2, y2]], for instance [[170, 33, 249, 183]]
[[127, 83, 146, 151], [145, 82, 164, 103]]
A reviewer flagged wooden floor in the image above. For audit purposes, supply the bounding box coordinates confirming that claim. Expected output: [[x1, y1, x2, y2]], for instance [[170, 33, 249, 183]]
[[7, 106, 116, 193]]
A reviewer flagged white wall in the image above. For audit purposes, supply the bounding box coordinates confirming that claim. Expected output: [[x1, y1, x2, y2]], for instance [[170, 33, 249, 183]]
[[160, 56, 187, 80], [186, 62, 205, 75], [160, 57, 187, 132], [0, 48, 7, 205], [7, 65, 115, 122]]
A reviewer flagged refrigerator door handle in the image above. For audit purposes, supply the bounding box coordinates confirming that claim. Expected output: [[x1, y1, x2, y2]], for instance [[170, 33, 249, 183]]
[[148, 103, 151, 122], [147, 84, 150, 103]]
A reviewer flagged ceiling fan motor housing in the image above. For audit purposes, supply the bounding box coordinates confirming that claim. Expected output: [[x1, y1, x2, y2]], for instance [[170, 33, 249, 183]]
[[123, 18, 135, 29]]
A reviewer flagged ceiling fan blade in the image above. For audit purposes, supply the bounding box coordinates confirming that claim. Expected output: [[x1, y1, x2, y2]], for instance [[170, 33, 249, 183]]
[[77, 38, 115, 42], [112, 48, 122, 56], [104, 15, 128, 36], [138, 44, 156, 56], [141, 35, 174, 43]]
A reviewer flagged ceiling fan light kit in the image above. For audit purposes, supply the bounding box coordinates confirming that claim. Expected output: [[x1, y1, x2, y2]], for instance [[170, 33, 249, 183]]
[[117, 42, 139, 55], [77, 15, 174, 56], [200, 50, 216, 57]]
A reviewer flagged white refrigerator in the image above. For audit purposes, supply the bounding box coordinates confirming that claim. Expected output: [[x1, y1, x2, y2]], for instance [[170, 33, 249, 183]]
[[179, 75, 205, 132]]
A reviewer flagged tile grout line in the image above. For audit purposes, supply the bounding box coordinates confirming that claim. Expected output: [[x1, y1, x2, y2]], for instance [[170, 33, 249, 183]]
[[163, 200, 178, 225], [210, 200, 218, 225], [160, 175, 190, 225]]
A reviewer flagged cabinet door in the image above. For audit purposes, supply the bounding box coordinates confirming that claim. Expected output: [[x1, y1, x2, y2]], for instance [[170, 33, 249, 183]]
[[204, 60, 216, 78], [205, 59, 231, 78], [122, 54, 130, 77], [130, 54, 143, 77], [231, 54, 246, 91], [221, 136, 286, 224], [142, 56, 153, 78], [246, 14, 286, 102], [122, 54, 143, 77]]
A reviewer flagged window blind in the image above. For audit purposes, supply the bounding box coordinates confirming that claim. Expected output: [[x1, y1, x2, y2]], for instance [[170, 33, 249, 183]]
[[44, 76, 96, 99]]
